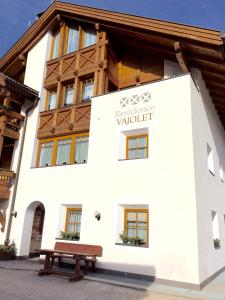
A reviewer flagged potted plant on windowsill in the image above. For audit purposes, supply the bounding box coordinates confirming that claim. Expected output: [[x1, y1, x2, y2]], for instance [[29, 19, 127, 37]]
[[0, 241, 16, 260], [119, 232, 145, 246], [60, 231, 80, 241]]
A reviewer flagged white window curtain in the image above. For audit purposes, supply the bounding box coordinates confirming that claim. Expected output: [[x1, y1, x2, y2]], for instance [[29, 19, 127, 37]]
[[67, 27, 79, 54], [84, 29, 96, 48], [52, 31, 60, 59], [66, 210, 81, 233], [48, 92, 57, 110], [75, 136, 89, 163], [64, 86, 74, 105], [128, 136, 147, 159], [56, 139, 72, 165], [82, 81, 94, 102], [39, 142, 54, 167]]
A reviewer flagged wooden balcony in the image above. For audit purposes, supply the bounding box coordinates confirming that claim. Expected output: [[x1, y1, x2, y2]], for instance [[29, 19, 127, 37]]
[[0, 109, 24, 140], [0, 169, 15, 200], [38, 102, 91, 139], [45, 44, 102, 87]]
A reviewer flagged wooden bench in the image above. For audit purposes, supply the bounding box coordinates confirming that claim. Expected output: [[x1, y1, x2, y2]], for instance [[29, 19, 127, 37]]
[[50, 242, 102, 273]]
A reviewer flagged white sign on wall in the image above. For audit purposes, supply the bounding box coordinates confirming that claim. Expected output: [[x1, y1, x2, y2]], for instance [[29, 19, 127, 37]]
[[115, 92, 155, 125]]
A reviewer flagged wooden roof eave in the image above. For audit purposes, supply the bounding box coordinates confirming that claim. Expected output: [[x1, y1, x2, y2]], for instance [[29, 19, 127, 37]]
[[0, 1, 223, 72]]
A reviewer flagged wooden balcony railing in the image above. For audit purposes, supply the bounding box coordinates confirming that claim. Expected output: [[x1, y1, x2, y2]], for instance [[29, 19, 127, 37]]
[[0, 169, 15, 200], [38, 102, 91, 139], [0, 109, 24, 140], [44, 44, 102, 87]]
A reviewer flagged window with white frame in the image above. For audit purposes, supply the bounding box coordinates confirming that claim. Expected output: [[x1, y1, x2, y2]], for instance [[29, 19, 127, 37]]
[[207, 144, 214, 175]]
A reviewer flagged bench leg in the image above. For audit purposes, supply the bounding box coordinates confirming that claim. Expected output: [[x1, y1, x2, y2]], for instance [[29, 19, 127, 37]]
[[91, 261, 96, 272], [57, 256, 62, 267]]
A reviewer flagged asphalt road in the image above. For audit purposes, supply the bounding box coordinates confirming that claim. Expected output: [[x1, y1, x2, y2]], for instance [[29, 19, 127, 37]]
[[0, 268, 194, 300]]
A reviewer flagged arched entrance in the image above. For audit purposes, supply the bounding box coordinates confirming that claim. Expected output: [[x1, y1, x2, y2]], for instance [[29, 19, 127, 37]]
[[20, 201, 45, 257], [29, 204, 45, 257]]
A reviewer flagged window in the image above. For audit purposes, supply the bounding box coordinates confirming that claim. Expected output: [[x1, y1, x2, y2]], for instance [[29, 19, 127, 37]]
[[83, 28, 96, 48], [124, 209, 148, 245], [81, 78, 94, 102], [75, 136, 89, 163], [65, 208, 82, 236], [46, 90, 57, 110], [207, 144, 214, 175], [64, 84, 74, 106], [39, 142, 54, 167], [51, 30, 60, 59], [212, 211, 220, 249], [56, 138, 72, 165], [126, 134, 148, 159], [66, 26, 79, 54], [37, 134, 89, 167]]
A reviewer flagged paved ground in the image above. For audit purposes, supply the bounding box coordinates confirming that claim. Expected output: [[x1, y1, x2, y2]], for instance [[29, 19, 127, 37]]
[[0, 259, 224, 300]]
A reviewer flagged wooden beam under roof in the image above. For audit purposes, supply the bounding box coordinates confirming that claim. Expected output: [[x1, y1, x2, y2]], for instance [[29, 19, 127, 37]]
[[205, 81, 225, 93], [190, 57, 225, 75], [202, 72, 225, 85]]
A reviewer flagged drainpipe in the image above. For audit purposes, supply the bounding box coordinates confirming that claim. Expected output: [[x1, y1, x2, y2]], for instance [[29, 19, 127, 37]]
[[5, 98, 39, 244]]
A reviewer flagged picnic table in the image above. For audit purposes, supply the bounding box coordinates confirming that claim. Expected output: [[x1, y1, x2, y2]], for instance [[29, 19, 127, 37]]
[[37, 248, 97, 282]]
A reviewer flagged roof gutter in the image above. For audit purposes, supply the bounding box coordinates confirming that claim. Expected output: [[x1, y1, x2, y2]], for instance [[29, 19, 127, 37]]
[[5, 97, 39, 244]]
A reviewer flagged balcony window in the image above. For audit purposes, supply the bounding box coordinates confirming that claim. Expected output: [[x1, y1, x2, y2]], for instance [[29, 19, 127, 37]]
[[66, 26, 79, 54], [75, 136, 89, 163], [126, 134, 148, 160], [84, 28, 96, 48], [51, 30, 60, 59], [39, 142, 54, 167], [81, 78, 94, 102], [56, 138, 72, 165], [46, 90, 57, 110], [64, 84, 74, 106]]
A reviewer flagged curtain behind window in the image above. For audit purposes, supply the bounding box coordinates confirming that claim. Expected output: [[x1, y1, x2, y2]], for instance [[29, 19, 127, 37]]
[[75, 136, 89, 163], [67, 27, 79, 54], [56, 139, 72, 165], [52, 31, 60, 59], [64, 86, 74, 105], [39, 142, 54, 167], [48, 92, 57, 110], [84, 29, 96, 48]]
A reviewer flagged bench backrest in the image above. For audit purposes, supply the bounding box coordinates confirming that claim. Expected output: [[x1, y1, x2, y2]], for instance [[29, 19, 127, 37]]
[[54, 242, 102, 256]]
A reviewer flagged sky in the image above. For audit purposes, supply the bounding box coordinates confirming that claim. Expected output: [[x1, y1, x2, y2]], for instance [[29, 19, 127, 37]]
[[1, 0, 225, 59]]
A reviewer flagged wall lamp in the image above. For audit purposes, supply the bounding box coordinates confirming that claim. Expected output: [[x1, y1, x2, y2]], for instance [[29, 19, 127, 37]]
[[94, 211, 101, 221]]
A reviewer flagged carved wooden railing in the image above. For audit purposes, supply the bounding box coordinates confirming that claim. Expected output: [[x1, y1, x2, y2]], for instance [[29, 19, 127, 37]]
[[45, 44, 101, 87], [0, 110, 24, 140], [38, 102, 91, 139], [0, 169, 15, 200]]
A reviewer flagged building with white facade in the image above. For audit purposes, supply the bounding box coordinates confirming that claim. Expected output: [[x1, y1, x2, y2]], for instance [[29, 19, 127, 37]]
[[0, 1, 225, 290]]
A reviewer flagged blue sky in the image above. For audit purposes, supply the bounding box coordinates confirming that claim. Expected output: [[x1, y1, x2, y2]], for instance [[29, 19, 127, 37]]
[[1, 0, 225, 59]]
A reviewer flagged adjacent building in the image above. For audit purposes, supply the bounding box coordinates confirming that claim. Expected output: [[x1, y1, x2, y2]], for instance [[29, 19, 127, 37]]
[[0, 1, 225, 290]]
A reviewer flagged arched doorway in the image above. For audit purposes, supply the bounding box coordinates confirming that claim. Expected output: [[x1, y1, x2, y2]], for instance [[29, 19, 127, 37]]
[[29, 204, 45, 257], [20, 201, 45, 257]]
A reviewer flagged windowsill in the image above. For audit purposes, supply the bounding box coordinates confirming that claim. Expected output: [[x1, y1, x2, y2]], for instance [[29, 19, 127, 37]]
[[55, 238, 80, 242], [115, 243, 148, 248], [118, 157, 148, 161], [32, 161, 87, 169], [40, 101, 91, 114]]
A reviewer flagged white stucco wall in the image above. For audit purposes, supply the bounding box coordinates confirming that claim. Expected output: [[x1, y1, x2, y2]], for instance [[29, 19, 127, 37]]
[[190, 69, 225, 283], [9, 72, 201, 285]]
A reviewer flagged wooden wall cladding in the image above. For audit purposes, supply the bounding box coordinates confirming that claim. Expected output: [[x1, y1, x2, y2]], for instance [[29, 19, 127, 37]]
[[38, 103, 91, 139], [118, 51, 164, 88]]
